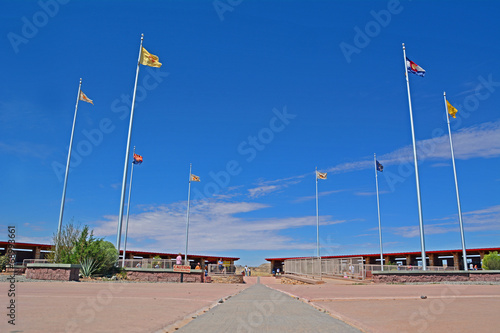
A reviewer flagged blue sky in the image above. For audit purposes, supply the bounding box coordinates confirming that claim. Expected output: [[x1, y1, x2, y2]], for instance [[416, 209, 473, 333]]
[[1, 0, 499, 266]]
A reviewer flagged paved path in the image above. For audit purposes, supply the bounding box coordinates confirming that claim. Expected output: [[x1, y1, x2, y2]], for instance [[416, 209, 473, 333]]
[[176, 278, 362, 333]]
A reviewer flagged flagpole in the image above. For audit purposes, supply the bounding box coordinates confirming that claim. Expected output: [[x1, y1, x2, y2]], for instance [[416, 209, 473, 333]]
[[117, 34, 144, 256], [443, 92, 468, 271], [402, 43, 427, 270], [374, 153, 384, 271], [122, 146, 136, 268], [315, 167, 320, 258], [185, 163, 193, 265], [56, 78, 82, 261]]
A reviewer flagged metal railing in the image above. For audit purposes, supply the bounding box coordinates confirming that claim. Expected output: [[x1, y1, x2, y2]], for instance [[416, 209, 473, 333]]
[[120, 258, 174, 269], [23, 259, 52, 266], [365, 264, 457, 272], [284, 258, 458, 280], [207, 264, 236, 275], [285, 257, 365, 279]]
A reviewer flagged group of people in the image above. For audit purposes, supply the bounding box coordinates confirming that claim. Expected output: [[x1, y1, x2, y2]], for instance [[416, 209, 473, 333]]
[[244, 265, 251, 276]]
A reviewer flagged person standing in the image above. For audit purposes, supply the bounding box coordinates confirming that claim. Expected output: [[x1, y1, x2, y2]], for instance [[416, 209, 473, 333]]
[[176, 253, 182, 265], [218, 258, 224, 272], [244, 265, 248, 276], [248, 267, 251, 276]]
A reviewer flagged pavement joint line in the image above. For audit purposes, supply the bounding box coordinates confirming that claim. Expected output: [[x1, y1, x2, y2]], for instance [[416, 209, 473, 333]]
[[18, 295, 216, 302], [156, 286, 251, 333], [309, 295, 500, 302]]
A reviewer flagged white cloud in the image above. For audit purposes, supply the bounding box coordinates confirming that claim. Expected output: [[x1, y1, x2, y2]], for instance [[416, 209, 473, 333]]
[[247, 174, 306, 198], [91, 199, 350, 253], [389, 204, 500, 238], [294, 190, 344, 202], [326, 120, 500, 174]]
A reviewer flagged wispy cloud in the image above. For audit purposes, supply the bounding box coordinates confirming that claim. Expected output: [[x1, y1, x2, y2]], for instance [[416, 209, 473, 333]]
[[0, 141, 54, 160], [354, 190, 390, 196], [294, 190, 344, 202], [389, 204, 500, 238], [247, 174, 306, 198], [326, 120, 500, 174], [91, 199, 351, 253]]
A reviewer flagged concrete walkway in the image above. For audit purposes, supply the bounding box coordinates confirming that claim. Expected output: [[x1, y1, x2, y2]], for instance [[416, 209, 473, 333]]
[[176, 278, 362, 333]]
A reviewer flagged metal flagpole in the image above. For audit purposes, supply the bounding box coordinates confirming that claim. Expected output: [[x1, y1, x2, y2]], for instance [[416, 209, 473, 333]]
[[56, 78, 82, 261], [117, 34, 144, 256], [185, 163, 193, 265], [443, 92, 468, 271], [374, 153, 384, 271], [122, 146, 136, 268], [402, 43, 427, 270], [315, 167, 320, 258]]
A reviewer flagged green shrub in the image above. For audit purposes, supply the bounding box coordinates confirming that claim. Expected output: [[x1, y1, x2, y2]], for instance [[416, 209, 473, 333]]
[[0, 255, 9, 271], [49, 223, 118, 277], [482, 251, 500, 270]]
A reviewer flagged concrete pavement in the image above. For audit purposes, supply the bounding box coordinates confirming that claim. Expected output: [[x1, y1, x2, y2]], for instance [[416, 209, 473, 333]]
[[2, 276, 499, 333], [176, 279, 362, 333], [260, 277, 500, 333]]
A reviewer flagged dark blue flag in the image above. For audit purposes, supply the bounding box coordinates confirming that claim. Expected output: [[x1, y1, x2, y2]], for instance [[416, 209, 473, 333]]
[[376, 160, 383, 172]]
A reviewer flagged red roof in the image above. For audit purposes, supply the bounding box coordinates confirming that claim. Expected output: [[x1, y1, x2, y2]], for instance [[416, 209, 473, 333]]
[[0, 241, 239, 261], [265, 247, 500, 261]]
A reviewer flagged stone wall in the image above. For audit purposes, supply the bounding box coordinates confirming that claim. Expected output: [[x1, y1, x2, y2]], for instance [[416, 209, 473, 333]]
[[210, 274, 244, 284], [281, 274, 324, 285], [26, 264, 80, 281], [373, 271, 500, 283], [125, 269, 203, 283], [281, 276, 309, 285]]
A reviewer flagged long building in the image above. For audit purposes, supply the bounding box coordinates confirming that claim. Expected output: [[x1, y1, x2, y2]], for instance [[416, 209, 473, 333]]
[[266, 247, 500, 273], [0, 241, 239, 267]]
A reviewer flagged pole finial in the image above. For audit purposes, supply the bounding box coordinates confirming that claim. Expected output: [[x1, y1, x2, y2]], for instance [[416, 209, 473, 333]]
[[79, 78, 82, 83], [402, 43, 405, 50], [443, 91, 446, 97], [141, 33, 144, 40]]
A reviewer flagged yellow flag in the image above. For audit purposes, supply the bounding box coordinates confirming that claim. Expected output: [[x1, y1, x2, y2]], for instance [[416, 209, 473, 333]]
[[316, 171, 327, 180], [79, 91, 93, 105], [190, 174, 200, 182], [140, 47, 162, 68], [446, 100, 457, 118]]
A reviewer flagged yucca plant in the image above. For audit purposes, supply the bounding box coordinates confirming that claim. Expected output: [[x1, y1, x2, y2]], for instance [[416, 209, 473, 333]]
[[80, 257, 98, 277]]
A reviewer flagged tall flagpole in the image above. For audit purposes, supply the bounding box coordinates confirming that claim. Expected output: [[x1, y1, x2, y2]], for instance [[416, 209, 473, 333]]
[[315, 167, 320, 258], [122, 146, 136, 268], [185, 163, 193, 265], [443, 92, 468, 271], [117, 34, 144, 255], [402, 43, 427, 270], [56, 78, 82, 260], [374, 153, 384, 271]]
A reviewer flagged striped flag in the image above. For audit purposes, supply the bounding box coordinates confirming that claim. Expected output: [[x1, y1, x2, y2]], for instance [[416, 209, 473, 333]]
[[406, 57, 425, 77], [133, 153, 143, 164]]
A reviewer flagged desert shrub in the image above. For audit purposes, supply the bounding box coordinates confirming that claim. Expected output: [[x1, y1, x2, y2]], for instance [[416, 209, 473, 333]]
[[0, 255, 9, 271], [482, 251, 500, 270], [46, 220, 81, 262], [49, 223, 118, 276]]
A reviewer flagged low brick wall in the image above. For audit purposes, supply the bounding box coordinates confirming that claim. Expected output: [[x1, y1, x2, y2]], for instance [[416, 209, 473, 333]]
[[372, 270, 500, 283], [210, 274, 244, 284], [125, 268, 203, 283], [26, 264, 81, 281], [281, 274, 324, 285]]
